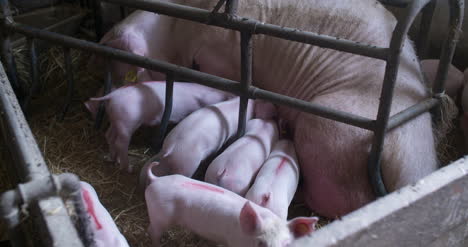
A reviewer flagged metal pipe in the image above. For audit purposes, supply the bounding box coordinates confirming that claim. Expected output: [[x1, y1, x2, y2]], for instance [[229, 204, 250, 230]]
[[0, 190, 24, 247], [387, 98, 439, 131], [60, 47, 75, 120], [0, 61, 84, 246], [378, 0, 411, 7], [367, 0, 431, 197], [432, 0, 464, 95], [93, 0, 103, 41], [225, 0, 238, 14], [0, 0, 23, 101], [103, 0, 389, 60], [152, 74, 175, 152], [95, 62, 112, 129], [249, 87, 376, 131], [236, 32, 252, 138], [22, 38, 40, 113], [417, 0, 436, 59]]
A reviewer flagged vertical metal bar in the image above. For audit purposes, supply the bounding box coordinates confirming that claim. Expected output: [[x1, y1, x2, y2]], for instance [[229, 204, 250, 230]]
[[0, 0, 23, 101], [432, 0, 464, 95], [417, 0, 436, 59], [152, 74, 175, 152], [22, 38, 39, 113], [225, 0, 238, 14], [236, 32, 252, 138], [120, 5, 126, 19], [80, 0, 85, 8], [60, 47, 75, 120], [93, 0, 103, 41], [94, 62, 112, 129], [367, 0, 429, 197]]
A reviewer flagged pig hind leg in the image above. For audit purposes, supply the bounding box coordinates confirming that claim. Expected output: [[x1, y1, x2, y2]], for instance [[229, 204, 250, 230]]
[[105, 124, 118, 161], [112, 123, 132, 172]]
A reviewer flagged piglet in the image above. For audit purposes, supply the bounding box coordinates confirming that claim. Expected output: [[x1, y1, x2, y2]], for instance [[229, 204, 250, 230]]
[[144, 97, 255, 180], [420, 59, 464, 100], [80, 181, 129, 247], [144, 162, 318, 247], [84, 81, 233, 172], [205, 118, 279, 196], [245, 140, 300, 220]]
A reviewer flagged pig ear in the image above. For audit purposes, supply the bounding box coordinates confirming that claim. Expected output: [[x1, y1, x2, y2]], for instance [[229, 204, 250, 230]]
[[239, 201, 261, 235], [288, 217, 318, 238]]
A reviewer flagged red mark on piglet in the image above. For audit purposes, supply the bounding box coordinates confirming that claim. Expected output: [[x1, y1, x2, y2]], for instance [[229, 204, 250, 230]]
[[82, 188, 103, 230], [182, 182, 225, 194]]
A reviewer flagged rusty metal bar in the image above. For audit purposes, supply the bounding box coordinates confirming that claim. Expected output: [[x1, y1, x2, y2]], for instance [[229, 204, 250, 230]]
[[236, 32, 252, 138], [22, 38, 39, 112], [103, 0, 389, 60], [367, 0, 432, 197], [417, 0, 436, 59], [152, 74, 175, 152], [94, 62, 112, 129], [60, 47, 75, 120], [93, 0, 103, 41]]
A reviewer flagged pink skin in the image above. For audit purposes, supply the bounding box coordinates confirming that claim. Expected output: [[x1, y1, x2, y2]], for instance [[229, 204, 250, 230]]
[[205, 119, 279, 196], [144, 162, 318, 247], [420, 59, 464, 100], [84, 81, 233, 172], [147, 97, 256, 179], [104, 0, 438, 217], [80, 181, 129, 247], [245, 140, 300, 220]]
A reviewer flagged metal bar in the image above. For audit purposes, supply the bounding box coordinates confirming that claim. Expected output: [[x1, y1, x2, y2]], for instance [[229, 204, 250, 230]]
[[60, 47, 75, 120], [378, 0, 411, 7], [367, 0, 431, 197], [103, 0, 389, 60], [95, 62, 112, 129], [417, 0, 436, 59], [212, 0, 226, 13], [152, 74, 175, 152], [236, 32, 252, 138], [0, 61, 84, 247], [387, 98, 439, 131], [250, 87, 375, 131], [93, 0, 103, 41], [0, 0, 23, 100], [225, 0, 238, 14], [5, 22, 378, 131], [22, 38, 40, 113], [432, 0, 464, 95]]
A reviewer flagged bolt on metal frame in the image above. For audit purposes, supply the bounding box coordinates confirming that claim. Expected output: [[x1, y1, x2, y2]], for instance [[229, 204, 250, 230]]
[[0, 0, 463, 245]]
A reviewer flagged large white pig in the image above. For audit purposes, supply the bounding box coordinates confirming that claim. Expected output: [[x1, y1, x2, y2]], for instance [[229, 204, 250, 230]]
[[245, 140, 300, 220], [102, 0, 439, 218], [205, 118, 279, 196], [143, 162, 318, 247], [85, 81, 233, 172]]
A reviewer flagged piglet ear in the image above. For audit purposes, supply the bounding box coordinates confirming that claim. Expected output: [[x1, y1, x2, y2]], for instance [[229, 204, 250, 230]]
[[239, 201, 261, 235], [288, 217, 318, 238]]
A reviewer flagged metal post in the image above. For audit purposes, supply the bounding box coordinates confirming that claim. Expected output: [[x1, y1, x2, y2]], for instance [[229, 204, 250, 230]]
[[367, 0, 430, 197], [152, 74, 175, 152], [22, 38, 40, 113], [60, 47, 75, 120], [94, 62, 112, 129], [417, 0, 436, 59], [225, 0, 238, 14], [93, 0, 103, 41], [0, 0, 24, 101], [236, 32, 252, 138]]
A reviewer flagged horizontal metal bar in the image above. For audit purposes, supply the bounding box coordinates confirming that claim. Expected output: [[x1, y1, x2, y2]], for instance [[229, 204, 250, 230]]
[[249, 87, 376, 131], [378, 0, 411, 7], [103, 0, 389, 60], [387, 98, 439, 131], [6, 21, 241, 93]]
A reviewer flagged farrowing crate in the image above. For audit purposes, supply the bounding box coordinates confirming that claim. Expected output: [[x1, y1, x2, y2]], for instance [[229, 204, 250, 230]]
[[0, 0, 467, 246]]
